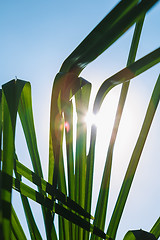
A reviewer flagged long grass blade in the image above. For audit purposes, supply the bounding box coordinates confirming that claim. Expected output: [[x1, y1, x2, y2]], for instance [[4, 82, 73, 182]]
[[15, 159, 93, 220], [93, 48, 160, 114], [74, 79, 91, 240], [11, 206, 27, 240], [18, 81, 43, 178], [1, 80, 25, 239], [60, 0, 158, 74], [150, 217, 160, 239], [107, 74, 160, 239], [90, 14, 145, 240], [83, 124, 97, 240], [64, 100, 75, 240], [49, 73, 89, 187], [49, 73, 90, 239], [14, 158, 43, 240], [11, 172, 108, 239], [0, 89, 3, 238], [17, 80, 56, 240]]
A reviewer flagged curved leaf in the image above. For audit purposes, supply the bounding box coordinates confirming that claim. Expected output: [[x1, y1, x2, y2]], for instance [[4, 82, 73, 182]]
[[1, 80, 25, 239], [107, 74, 160, 239], [90, 14, 145, 240], [93, 48, 160, 114], [60, 0, 158, 74], [123, 230, 156, 240]]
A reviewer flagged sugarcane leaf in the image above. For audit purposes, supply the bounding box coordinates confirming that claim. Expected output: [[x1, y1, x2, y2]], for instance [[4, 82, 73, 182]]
[[17, 80, 56, 240], [49, 73, 91, 239], [14, 160, 43, 240], [93, 48, 160, 114], [11, 205, 27, 240], [150, 217, 160, 239], [18, 81, 43, 178], [0, 89, 3, 238], [49, 72, 89, 186], [123, 230, 156, 240], [74, 79, 91, 240], [11, 172, 108, 239], [1, 80, 25, 239], [60, 0, 158, 74], [107, 74, 160, 239], [15, 159, 93, 220], [90, 15, 145, 240]]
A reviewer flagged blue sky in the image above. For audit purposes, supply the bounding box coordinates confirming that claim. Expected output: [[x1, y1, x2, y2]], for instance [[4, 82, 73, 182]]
[[0, 1, 160, 239]]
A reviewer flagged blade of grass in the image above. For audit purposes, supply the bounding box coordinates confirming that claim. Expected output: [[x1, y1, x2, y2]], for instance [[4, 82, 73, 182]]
[[11, 205, 27, 240], [11, 173, 108, 239], [84, 124, 97, 240], [90, 14, 145, 240], [85, 47, 159, 240], [17, 80, 56, 240], [0, 89, 3, 239], [93, 48, 160, 114], [60, 0, 158, 74], [74, 79, 91, 240], [49, 72, 88, 187], [1, 80, 25, 239], [150, 217, 160, 239], [57, 120, 69, 240], [18, 81, 43, 178], [15, 159, 94, 220], [123, 230, 156, 240], [49, 73, 90, 239], [60, 0, 139, 73], [64, 100, 75, 240], [107, 74, 160, 239], [14, 157, 43, 240]]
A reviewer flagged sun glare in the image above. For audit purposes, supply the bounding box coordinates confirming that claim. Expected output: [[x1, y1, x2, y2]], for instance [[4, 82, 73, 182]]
[[84, 111, 97, 127]]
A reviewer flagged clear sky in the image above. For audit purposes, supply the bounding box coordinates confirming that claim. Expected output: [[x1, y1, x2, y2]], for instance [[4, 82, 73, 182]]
[[0, 1, 160, 240]]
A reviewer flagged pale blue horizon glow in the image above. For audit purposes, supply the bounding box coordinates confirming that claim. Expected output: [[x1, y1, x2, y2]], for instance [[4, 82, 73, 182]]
[[0, 1, 160, 239]]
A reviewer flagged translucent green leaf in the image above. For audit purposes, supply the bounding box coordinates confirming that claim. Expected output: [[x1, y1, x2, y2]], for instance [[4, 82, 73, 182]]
[[107, 74, 160, 239], [11, 173, 107, 239], [11, 206, 27, 240], [93, 48, 160, 114], [150, 217, 160, 239], [90, 15, 145, 240], [123, 230, 156, 240], [17, 80, 56, 240], [15, 159, 93, 219], [60, 0, 158, 74], [74, 79, 91, 240], [1, 80, 25, 239]]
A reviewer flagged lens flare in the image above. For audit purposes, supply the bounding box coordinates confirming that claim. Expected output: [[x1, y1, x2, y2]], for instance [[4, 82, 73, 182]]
[[64, 121, 70, 132]]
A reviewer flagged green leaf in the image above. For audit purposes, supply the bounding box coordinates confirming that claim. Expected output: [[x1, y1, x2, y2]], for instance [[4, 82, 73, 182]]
[[11, 206, 27, 240], [14, 158, 43, 240], [18, 81, 43, 178], [150, 217, 160, 239], [74, 79, 91, 240], [90, 14, 145, 240], [0, 89, 3, 238], [17, 80, 56, 240], [1, 80, 25, 239], [123, 230, 156, 240], [107, 74, 160, 239], [49, 73, 91, 239], [60, 0, 158, 74], [93, 48, 160, 114], [15, 159, 93, 219], [64, 100, 75, 240], [11, 172, 107, 239]]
